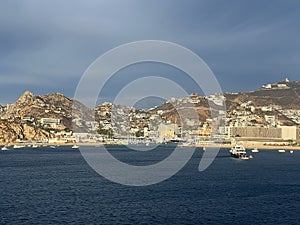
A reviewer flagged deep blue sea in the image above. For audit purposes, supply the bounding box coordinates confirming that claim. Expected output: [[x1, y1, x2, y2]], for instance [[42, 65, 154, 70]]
[[1, 146, 300, 224]]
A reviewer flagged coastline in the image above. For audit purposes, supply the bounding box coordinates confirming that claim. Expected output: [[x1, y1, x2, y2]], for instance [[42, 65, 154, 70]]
[[1, 141, 300, 150], [196, 143, 300, 150]]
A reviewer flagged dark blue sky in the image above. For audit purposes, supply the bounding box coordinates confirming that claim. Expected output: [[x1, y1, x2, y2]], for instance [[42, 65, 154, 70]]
[[1, 0, 300, 105]]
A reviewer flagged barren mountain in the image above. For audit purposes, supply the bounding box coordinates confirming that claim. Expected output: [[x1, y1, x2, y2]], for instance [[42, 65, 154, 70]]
[[0, 91, 92, 142], [225, 80, 300, 110]]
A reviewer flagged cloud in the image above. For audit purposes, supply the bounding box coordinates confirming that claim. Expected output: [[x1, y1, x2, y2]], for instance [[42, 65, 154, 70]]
[[0, 0, 300, 104]]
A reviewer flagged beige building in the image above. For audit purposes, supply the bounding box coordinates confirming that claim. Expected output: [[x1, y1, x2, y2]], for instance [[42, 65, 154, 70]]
[[40, 118, 61, 129], [228, 126, 298, 140], [281, 126, 297, 140], [297, 128, 300, 140], [158, 123, 179, 140]]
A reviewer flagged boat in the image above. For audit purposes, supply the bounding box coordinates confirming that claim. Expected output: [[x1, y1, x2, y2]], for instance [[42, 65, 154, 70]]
[[239, 154, 250, 160], [278, 149, 286, 153], [229, 143, 251, 160], [251, 148, 259, 153], [13, 145, 25, 149], [72, 144, 79, 149], [1, 146, 9, 151], [164, 139, 185, 147], [290, 150, 294, 154]]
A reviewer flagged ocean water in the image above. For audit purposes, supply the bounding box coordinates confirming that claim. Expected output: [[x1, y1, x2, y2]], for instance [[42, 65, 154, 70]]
[[1, 146, 300, 224]]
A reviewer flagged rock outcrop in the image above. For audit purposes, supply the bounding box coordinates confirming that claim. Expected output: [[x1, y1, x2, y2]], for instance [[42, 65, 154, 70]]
[[0, 91, 91, 143], [0, 119, 51, 143]]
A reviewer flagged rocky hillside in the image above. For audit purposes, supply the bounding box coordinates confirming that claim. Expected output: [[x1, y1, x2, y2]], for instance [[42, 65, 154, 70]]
[[149, 95, 212, 126], [147, 80, 300, 127], [225, 80, 300, 110], [0, 79, 299, 142], [4, 91, 92, 124], [0, 118, 50, 143], [0, 91, 92, 142]]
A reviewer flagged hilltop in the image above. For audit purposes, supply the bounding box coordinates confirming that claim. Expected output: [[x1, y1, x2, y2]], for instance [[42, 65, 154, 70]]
[[151, 79, 300, 127], [226, 79, 300, 110], [0, 91, 92, 143]]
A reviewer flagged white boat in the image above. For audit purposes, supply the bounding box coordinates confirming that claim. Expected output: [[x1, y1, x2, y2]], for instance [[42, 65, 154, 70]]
[[13, 145, 25, 149], [229, 143, 251, 160], [278, 149, 286, 153], [251, 148, 259, 153], [32, 145, 38, 148], [1, 146, 9, 151], [290, 150, 294, 154], [72, 145, 79, 149], [240, 155, 250, 160]]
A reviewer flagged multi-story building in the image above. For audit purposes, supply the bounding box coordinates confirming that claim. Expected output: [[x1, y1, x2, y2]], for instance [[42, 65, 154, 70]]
[[40, 118, 61, 128]]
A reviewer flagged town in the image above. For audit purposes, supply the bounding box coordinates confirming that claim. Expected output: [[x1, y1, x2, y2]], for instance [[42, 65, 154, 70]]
[[1, 78, 300, 148]]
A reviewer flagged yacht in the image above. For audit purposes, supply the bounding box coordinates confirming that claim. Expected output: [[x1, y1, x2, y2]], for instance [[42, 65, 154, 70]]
[[164, 139, 184, 147], [229, 143, 251, 160]]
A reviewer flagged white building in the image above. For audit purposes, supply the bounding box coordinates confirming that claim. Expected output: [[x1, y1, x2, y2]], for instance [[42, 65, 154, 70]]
[[264, 115, 277, 126], [41, 118, 61, 128]]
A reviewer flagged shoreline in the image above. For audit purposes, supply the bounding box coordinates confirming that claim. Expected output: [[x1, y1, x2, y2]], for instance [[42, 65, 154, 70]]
[[1, 141, 300, 150], [195, 143, 300, 150]]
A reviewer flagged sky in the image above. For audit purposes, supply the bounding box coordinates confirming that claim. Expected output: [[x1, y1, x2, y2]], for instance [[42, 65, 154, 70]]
[[0, 0, 300, 106]]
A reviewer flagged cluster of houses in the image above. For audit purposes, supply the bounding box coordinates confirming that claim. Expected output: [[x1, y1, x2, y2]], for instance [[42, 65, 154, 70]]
[[72, 93, 300, 145], [1, 88, 299, 145]]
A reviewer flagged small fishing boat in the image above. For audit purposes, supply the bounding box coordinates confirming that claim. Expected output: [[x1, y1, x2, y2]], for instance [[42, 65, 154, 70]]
[[13, 145, 25, 149], [1, 146, 9, 151], [251, 148, 259, 153], [278, 149, 286, 153], [72, 144, 79, 149]]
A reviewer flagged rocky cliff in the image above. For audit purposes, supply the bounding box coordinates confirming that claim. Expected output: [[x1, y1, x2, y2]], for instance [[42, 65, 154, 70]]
[[0, 119, 50, 143], [0, 91, 91, 143]]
